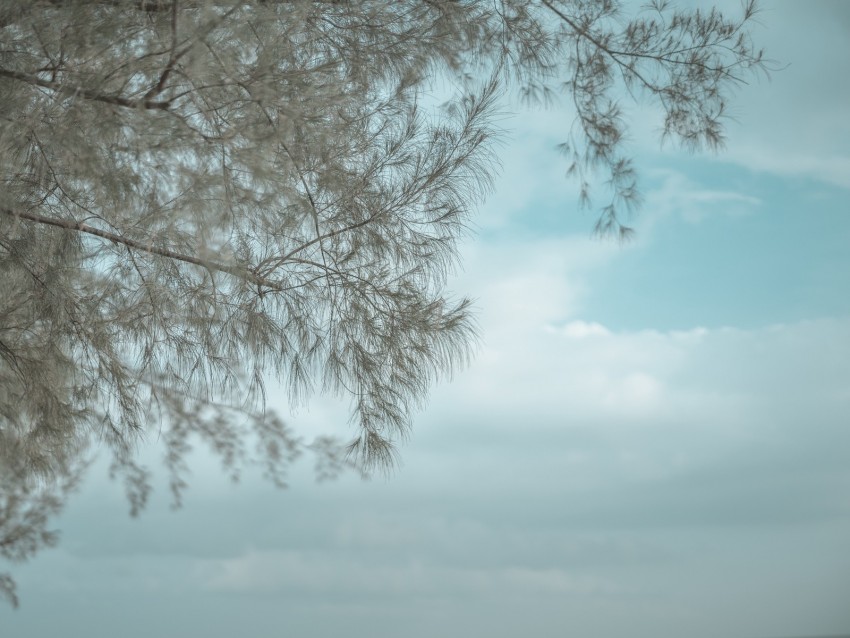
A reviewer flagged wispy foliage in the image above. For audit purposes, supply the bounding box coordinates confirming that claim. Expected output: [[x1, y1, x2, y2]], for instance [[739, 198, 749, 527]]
[[0, 0, 767, 605]]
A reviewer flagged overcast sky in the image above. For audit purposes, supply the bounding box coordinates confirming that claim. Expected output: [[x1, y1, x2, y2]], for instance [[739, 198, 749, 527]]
[[5, 2, 850, 637]]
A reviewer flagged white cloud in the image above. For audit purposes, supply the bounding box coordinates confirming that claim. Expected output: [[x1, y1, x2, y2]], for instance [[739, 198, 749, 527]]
[[726, 148, 850, 190], [554, 320, 611, 339], [712, 2, 850, 189], [196, 548, 618, 598], [640, 169, 762, 225], [15, 221, 849, 638]]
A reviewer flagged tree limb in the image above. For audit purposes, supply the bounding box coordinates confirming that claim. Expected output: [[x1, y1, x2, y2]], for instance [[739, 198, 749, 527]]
[[0, 68, 172, 110], [0, 207, 288, 291]]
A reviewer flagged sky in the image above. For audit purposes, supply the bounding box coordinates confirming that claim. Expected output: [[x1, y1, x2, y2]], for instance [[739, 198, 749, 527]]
[[5, 2, 850, 637]]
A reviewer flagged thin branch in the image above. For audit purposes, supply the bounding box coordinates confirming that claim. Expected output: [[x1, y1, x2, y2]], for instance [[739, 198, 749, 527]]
[[1, 207, 286, 292], [0, 67, 172, 110], [271, 209, 383, 269], [540, 0, 750, 88], [143, 0, 182, 101]]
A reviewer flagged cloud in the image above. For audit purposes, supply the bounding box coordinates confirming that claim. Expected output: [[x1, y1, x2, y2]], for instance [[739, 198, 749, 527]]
[[195, 547, 619, 599], [555, 320, 611, 339], [59, 223, 850, 551], [12, 225, 849, 638], [637, 169, 763, 226], [424, 230, 850, 536], [34, 199, 844, 638], [715, 1, 850, 189], [726, 149, 850, 190]]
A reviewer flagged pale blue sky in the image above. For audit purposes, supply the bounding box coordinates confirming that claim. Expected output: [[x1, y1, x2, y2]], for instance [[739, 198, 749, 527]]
[[5, 2, 850, 637]]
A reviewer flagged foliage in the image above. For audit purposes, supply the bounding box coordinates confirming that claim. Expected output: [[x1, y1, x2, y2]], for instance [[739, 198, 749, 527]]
[[0, 0, 767, 605]]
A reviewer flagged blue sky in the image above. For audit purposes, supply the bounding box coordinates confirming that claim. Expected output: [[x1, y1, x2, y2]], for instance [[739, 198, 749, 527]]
[[5, 2, 850, 637]]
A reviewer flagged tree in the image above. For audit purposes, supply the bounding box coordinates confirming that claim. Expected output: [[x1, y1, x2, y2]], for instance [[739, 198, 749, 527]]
[[0, 0, 767, 606]]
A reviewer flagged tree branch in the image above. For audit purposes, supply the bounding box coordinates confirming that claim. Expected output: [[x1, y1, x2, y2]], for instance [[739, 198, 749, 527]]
[[0, 207, 289, 291], [540, 0, 748, 88], [0, 67, 172, 110]]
